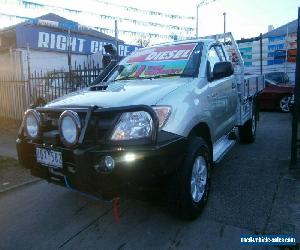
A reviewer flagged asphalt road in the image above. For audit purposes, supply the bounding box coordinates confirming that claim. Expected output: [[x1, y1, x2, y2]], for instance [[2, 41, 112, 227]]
[[0, 112, 297, 250]]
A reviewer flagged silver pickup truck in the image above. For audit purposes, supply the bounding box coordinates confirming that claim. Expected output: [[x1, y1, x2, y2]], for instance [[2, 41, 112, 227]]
[[16, 32, 264, 219]]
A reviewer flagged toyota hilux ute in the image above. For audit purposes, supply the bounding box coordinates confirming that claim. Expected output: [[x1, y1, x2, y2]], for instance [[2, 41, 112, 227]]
[[16, 33, 264, 219]]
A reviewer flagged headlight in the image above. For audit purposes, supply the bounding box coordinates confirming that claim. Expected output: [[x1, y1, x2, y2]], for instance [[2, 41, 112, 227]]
[[24, 109, 41, 139], [111, 111, 153, 141], [152, 106, 171, 129], [59, 110, 81, 147]]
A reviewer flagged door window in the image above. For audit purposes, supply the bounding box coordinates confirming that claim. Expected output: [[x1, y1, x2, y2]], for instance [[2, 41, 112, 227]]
[[215, 46, 226, 61], [207, 46, 222, 79]]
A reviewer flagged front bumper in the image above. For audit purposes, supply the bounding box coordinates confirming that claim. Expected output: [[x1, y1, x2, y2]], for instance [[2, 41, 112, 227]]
[[16, 135, 187, 199]]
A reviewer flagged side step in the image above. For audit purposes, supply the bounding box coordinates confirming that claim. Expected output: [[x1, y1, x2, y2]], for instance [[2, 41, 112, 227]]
[[213, 133, 236, 164]]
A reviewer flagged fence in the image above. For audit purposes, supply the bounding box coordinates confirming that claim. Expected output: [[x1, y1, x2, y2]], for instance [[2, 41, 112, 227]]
[[0, 76, 30, 120], [0, 63, 103, 120]]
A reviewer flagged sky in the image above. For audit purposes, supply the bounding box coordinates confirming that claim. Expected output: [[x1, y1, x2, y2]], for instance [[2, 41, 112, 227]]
[[3, 0, 300, 40], [108, 0, 300, 39]]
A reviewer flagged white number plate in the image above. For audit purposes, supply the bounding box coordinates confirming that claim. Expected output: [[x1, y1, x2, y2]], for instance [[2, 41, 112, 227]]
[[36, 148, 63, 168]]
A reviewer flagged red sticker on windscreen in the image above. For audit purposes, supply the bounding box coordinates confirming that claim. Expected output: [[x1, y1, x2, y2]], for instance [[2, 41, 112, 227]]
[[127, 43, 197, 63]]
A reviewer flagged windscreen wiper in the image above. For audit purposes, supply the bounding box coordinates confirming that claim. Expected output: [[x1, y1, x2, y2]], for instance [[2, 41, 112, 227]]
[[114, 74, 193, 81], [114, 76, 144, 81], [146, 73, 193, 79]]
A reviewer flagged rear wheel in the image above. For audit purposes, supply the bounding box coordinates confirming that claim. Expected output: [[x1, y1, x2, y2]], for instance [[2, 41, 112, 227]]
[[239, 111, 256, 144], [168, 137, 211, 220], [279, 95, 292, 112]]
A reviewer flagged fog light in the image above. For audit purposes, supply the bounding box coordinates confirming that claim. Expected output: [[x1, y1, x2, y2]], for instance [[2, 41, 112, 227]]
[[104, 156, 115, 170], [124, 153, 136, 162]]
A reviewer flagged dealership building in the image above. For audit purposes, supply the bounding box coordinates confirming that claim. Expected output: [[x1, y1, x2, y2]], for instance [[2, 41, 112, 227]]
[[237, 19, 297, 83], [0, 13, 139, 78]]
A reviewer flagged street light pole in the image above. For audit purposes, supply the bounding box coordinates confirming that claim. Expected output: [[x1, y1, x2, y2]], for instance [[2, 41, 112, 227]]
[[196, 0, 216, 38], [223, 12, 226, 34]]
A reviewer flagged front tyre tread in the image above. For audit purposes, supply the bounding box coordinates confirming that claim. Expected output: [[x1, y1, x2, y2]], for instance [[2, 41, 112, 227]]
[[168, 137, 211, 220]]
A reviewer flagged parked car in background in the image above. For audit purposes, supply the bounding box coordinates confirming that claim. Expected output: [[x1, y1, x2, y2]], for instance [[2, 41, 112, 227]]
[[265, 72, 290, 84], [258, 72, 294, 112]]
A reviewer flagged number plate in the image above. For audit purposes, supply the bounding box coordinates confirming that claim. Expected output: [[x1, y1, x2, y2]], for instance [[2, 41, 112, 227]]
[[36, 148, 63, 168]]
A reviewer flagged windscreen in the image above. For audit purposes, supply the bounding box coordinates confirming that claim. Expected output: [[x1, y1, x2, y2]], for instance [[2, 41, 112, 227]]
[[106, 42, 203, 82]]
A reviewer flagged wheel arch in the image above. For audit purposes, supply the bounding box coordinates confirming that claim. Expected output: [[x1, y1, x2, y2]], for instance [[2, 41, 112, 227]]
[[279, 92, 293, 98], [251, 95, 260, 121], [189, 122, 213, 161]]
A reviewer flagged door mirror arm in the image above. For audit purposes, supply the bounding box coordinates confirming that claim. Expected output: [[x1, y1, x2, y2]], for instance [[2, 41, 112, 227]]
[[206, 62, 214, 82]]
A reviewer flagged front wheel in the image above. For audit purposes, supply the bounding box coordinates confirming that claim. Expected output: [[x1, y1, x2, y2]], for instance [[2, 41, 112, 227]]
[[279, 95, 292, 112], [168, 137, 211, 220], [239, 112, 256, 144]]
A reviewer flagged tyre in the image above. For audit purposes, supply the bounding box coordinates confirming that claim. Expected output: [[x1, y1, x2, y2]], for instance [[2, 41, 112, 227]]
[[239, 111, 256, 144], [168, 137, 211, 220], [279, 95, 292, 112]]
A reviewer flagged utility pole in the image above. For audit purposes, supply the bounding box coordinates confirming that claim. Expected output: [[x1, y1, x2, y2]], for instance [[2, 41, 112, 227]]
[[67, 29, 72, 89], [285, 24, 289, 74], [27, 43, 31, 104], [260, 33, 263, 75], [67, 29, 72, 72], [115, 20, 119, 60], [26, 44, 31, 81]]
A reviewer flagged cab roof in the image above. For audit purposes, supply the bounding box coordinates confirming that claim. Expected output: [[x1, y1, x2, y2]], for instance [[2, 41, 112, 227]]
[[151, 38, 216, 47]]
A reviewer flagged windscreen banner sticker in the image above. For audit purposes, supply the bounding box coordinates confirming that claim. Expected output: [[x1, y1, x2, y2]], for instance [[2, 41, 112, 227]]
[[116, 43, 198, 79], [118, 61, 187, 79], [127, 43, 197, 63]]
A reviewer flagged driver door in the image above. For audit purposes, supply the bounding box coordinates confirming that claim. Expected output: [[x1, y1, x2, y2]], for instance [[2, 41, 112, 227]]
[[207, 45, 237, 141]]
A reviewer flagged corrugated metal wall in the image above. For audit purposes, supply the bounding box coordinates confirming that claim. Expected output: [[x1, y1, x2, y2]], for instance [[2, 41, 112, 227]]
[[0, 50, 23, 78]]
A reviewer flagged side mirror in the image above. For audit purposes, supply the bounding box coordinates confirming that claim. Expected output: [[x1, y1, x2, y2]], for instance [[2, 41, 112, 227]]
[[213, 61, 234, 80]]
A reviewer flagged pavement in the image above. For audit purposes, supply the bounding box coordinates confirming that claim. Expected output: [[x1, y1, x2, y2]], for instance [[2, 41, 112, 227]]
[[0, 112, 299, 249], [0, 117, 19, 159], [0, 117, 37, 192]]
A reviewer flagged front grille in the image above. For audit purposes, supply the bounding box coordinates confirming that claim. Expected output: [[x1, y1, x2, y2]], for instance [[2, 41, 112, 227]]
[[38, 110, 119, 146], [84, 112, 119, 145]]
